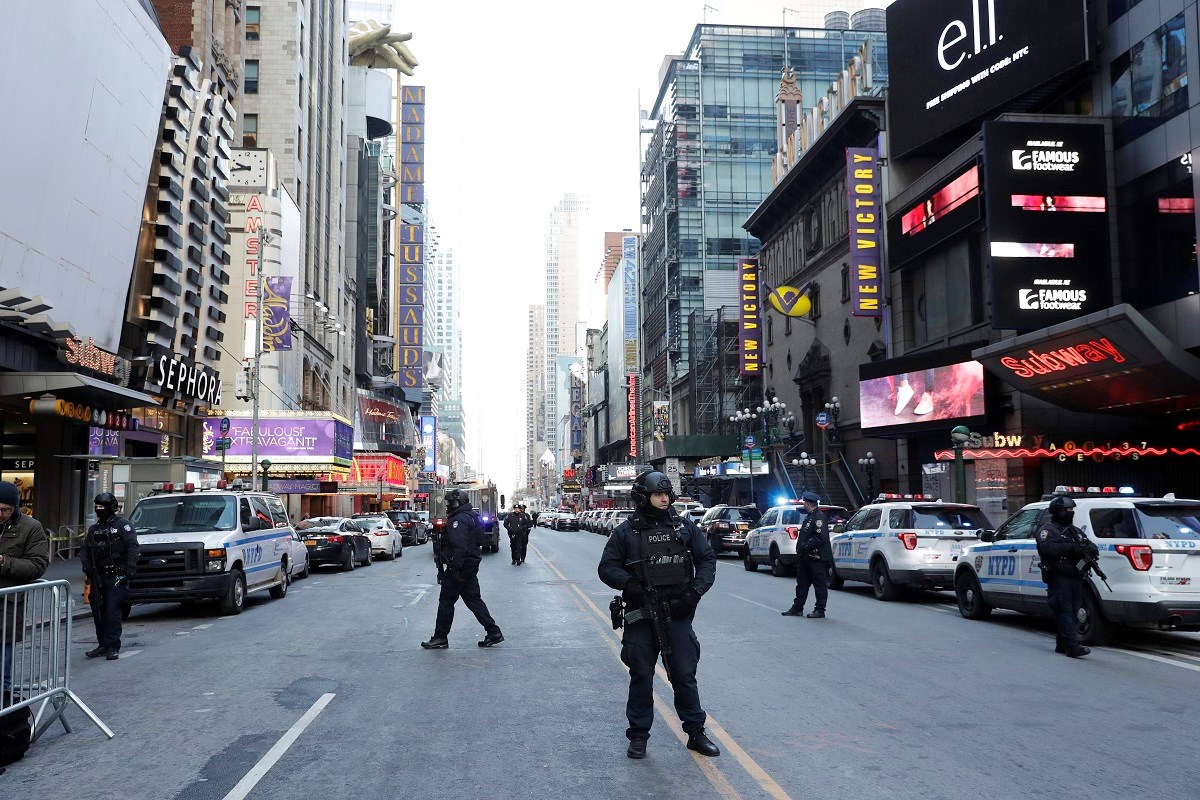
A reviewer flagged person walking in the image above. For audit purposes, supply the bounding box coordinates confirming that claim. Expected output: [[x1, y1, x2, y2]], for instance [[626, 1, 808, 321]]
[[421, 489, 503, 649], [1036, 494, 1097, 658], [504, 504, 533, 565], [80, 493, 139, 661], [0, 482, 49, 697], [599, 470, 719, 760], [781, 492, 832, 619]]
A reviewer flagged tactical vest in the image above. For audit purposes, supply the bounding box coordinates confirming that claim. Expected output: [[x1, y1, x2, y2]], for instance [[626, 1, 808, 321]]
[[640, 521, 693, 587], [90, 517, 131, 575]]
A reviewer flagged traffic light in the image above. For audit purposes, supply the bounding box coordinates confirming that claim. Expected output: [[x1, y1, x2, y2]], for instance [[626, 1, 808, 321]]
[[500, 494, 506, 508]]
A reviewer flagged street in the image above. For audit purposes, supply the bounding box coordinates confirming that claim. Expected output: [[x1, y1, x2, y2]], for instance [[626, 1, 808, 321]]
[[12, 524, 1199, 799]]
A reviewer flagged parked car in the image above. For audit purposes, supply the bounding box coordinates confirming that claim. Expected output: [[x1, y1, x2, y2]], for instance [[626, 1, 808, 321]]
[[606, 509, 634, 534], [286, 528, 311, 581], [537, 510, 560, 529], [685, 508, 706, 526], [954, 489, 1200, 645], [352, 514, 404, 559], [697, 505, 762, 556], [744, 502, 850, 576], [554, 510, 580, 531], [380, 509, 428, 545], [299, 517, 373, 571], [414, 510, 431, 537]]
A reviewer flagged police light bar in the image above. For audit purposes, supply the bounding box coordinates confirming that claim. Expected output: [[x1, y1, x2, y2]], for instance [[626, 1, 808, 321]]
[[154, 482, 174, 493], [1053, 485, 1138, 497], [874, 493, 937, 502]]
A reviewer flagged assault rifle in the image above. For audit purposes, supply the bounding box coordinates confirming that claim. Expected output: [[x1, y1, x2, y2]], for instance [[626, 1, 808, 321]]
[[1078, 544, 1112, 592], [623, 556, 675, 683]]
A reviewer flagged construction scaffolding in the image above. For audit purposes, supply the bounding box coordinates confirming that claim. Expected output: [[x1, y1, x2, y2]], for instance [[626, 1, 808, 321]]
[[687, 306, 741, 436]]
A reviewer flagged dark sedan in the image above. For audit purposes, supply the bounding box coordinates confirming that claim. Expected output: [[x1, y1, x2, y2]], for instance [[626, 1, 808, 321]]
[[378, 510, 427, 546], [298, 518, 373, 571]]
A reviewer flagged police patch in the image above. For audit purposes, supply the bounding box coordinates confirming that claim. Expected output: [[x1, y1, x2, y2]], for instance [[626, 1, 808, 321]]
[[815, 520, 824, 529], [452, 521, 459, 528], [1039, 530, 1049, 541], [974, 556, 983, 571]]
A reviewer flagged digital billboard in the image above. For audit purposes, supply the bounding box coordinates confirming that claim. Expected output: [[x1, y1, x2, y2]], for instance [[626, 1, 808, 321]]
[[886, 0, 1088, 157], [859, 346, 987, 435], [983, 121, 1112, 330], [888, 164, 982, 267]]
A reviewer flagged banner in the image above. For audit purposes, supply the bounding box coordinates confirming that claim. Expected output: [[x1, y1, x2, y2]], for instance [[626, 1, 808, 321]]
[[737, 258, 761, 376], [262, 276, 293, 351], [201, 416, 353, 462], [419, 414, 436, 473], [652, 401, 670, 438], [846, 147, 882, 317]]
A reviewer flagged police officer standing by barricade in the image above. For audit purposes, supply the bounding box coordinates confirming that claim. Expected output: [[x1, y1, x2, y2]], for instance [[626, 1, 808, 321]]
[[781, 492, 832, 619], [81, 493, 139, 661], [599, 470, 719, 760], [1036, 494, 1098, 658], [421, 489, 504, 649], [504, 504, 533, 565]]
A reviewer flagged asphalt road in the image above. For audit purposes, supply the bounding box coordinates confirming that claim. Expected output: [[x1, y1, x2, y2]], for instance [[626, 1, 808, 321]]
[[10, 524, 1199, 799]]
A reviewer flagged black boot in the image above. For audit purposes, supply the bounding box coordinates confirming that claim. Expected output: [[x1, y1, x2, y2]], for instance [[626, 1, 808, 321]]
[[1055, 641, 1067, 654], [806, 610, 826, 619], [627, 739, 647, 759], [781, 607, 803, 617], [421, 636, 449, 649], [478, 630, 504, 648], [1066, 646, 1091, 658], [86, 646, 108, 659], [106, 650, 120, 661], [686, 732, 720, 757]]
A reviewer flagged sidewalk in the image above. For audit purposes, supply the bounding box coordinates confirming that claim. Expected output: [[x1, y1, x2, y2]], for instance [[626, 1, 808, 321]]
[[43, 555, 91, 620]]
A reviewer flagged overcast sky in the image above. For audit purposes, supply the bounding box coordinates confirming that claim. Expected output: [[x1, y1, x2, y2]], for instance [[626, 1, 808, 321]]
[[394, 0, 894, 498]]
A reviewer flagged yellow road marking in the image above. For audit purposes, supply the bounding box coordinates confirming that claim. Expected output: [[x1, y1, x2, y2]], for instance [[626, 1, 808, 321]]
[[534, 544, 793, 800]]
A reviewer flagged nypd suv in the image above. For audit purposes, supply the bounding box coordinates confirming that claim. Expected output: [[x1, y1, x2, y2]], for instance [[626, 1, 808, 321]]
[[953, 488, 1200, 645]]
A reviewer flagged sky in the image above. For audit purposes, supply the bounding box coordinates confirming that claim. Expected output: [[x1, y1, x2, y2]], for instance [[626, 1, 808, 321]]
[[392, 0, 895, 499]]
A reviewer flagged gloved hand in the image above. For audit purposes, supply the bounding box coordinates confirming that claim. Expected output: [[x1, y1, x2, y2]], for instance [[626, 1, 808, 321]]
[[671, 589, 701, 620], [1069, 544, 1088, 559], [622, 577, 645, 608]]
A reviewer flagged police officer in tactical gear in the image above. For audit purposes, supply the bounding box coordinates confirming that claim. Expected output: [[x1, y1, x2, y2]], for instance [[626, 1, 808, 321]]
[[1035, 494, 1098, 658], [81, 493, 139, 660], [599, 470, 719, 760], [782, 492, 832, 618], [504, 503, 533, 565], [422, 488, 504, 649]]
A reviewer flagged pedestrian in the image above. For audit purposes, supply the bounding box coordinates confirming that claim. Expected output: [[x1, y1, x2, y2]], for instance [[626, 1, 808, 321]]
[[781, 492, 832, 619], [0, 482, 49, 697], [504, 504, 532, 565], [1035, 494, 1097, 658], [80, 493, 139, 661], [598, 470, 720, 760], [421, 489, 503, 649]]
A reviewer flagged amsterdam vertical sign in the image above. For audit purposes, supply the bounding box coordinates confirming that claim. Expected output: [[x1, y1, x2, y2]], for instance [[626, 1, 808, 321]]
[[847, 147, 882, 317], [398, 85, 425, 389]]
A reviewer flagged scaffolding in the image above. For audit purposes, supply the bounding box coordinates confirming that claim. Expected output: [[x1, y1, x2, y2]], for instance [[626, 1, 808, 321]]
[[687, 306, 741, 436]]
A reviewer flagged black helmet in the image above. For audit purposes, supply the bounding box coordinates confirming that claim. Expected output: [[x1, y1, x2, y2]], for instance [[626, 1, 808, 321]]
[[445, 489, 468, 514], [631, 470, 676, 510], [1048, 494, 1076, 522], [94, 492, 119, 519]]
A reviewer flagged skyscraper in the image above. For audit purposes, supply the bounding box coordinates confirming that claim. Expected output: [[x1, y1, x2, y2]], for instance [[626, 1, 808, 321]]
[[526, 303, 546, 488], [542, 193, 589, 463]]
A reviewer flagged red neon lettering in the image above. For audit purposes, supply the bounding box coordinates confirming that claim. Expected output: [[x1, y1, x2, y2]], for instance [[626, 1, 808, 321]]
[[999, 337, 1125, 379]]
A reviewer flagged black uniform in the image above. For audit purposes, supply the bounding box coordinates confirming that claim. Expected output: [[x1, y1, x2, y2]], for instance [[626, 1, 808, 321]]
[[504, 511, 533, 565], [787, 507, 832, 616], [598, 509, 716, 742], [1036, 519, 1098, 654], [81, 514, 139, 656], [432, 504, 501, 641]]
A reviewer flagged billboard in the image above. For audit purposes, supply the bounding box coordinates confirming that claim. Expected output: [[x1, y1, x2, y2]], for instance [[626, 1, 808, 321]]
[[622, 235, 638, 375], [354, 391, 416, 453], [886, 0, 1088, 157], [888, 164, 982, 267], [859, 346, 987, 435], [738, 258, 762, 377], [398, 85, 425, 389], [201, 416, 353, 463], [846, 147, 882, 316], [983, 121, 1112, 330], [419, 414, 436, 473]]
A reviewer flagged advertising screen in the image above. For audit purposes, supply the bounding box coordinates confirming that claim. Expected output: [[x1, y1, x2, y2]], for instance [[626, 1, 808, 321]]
[[888, 164, 982, 267], [887, 0, 1088, 157], [859, 346, 987, 435], [983, 121, 1113, 330]]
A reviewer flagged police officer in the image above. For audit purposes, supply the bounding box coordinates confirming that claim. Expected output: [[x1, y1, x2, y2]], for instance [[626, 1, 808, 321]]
[[81, 493, 139, 661], [504, 503, 533, 565], [599, 470, 719, 760], [1036, 494, 1098, 658], [781, 492, 832, 619], [421, 489, 504, 649]]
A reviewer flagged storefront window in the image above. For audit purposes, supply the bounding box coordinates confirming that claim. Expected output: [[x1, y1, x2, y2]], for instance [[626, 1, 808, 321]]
[[1117, 157, 1199, 307], [1111, 13, 1187, 146]]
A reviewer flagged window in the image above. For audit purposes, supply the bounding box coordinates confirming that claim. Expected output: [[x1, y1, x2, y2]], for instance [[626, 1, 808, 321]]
[[1090, 508, 1137, 539], [298, 73, 304, 107], [846, 508, 881, 531], [242, 113, 258, 147], [245, 6, 260, 40], [244, 60, 259, 94], [266, 497, 289, 527], [994, 509, 1040, 541]]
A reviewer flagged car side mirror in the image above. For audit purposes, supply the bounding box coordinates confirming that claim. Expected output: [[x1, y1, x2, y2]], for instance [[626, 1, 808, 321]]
[[980, 529, 995, 542], [831, 523, 845, 534]]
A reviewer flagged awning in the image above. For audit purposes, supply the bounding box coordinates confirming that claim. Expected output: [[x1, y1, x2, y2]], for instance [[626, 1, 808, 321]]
[[972, 305, 1200, 415], [0, 371, 161, 409]]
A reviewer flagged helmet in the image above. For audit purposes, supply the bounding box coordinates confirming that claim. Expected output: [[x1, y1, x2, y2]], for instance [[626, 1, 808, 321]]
[[445, 489, 468, 514], [631, 470, 676, 510], [1048, 494, 1076, 522], [94, 492, 119, 519]]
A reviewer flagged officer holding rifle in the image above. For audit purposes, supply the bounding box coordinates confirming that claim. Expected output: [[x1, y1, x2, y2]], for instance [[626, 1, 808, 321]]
[[598, 470, 718, 760]]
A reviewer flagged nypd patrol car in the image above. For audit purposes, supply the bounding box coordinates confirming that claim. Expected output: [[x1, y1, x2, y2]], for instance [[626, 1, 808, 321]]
[[743, 501, 849, 576], [953, 488, 1200, 645], [829, 494, 988, 600], [126, 483, 297, 616]]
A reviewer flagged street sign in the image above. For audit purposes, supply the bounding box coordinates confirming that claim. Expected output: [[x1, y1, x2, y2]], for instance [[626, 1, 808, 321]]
[[214, 437, 232, 451], [219, 417, 231, 434], [744, 435, 757, 448], [815, 411, 831, 429]]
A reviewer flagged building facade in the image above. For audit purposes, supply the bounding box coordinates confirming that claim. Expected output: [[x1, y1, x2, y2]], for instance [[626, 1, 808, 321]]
[[542, 193, 590, 462]]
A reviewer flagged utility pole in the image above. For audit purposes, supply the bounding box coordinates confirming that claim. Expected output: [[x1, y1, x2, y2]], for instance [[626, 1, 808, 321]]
[[251, 225, 269, 486]]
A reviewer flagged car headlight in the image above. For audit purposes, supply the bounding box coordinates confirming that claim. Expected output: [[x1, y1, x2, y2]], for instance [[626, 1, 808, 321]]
[[206, 548, 226, 572]]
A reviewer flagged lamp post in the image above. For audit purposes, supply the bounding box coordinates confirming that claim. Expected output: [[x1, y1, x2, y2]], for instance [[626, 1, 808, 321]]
[[758, 393, 788, 449], [857, 451, 877, 499], [950, 425, 971, 504], [730, 408, 758, 507], [791, 452, 817, 493], [824, 396, 842, 445], [250, 226, 272, 488]]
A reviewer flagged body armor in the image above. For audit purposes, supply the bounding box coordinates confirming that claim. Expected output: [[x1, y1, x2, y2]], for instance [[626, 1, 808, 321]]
[[640, 521, 694, 588]]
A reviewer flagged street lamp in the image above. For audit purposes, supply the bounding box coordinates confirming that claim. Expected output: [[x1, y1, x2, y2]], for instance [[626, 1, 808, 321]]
[[730, 408, 759, 507], [824, 396, 842, 445], [791, 452, 817, 493], [759, 393, 788, 448], [857, 451, 877, 499], [950, 425, 972, 504]]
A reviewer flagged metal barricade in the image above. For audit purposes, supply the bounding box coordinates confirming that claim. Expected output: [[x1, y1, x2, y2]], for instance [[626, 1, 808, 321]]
[[0, 579, 112, 741], [50, 524, 86, 562]]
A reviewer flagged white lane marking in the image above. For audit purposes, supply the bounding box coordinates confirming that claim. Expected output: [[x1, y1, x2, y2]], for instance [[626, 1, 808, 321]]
[[727, 592, 778, 611], [222, 692, 336, 800], [118, 649, 143, 659], [192, 623, 212, 630], [1142, 645, 1200, 663], [175, 631, 191, 636], [1106, 647, 1200, 674]]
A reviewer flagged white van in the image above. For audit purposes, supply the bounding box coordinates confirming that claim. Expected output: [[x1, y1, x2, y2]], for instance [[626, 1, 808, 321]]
[[126, 484, 297, 616]]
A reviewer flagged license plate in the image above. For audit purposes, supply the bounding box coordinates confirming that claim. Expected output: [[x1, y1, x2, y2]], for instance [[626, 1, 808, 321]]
[[304, 540, 317, 547]]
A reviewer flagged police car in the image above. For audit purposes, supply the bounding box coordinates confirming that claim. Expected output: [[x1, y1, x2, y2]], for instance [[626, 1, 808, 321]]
[[125, 482, 297, 616], [743, 500, 850, 576], [953, 487, 1200, 645], [829, 494, 988, 600]]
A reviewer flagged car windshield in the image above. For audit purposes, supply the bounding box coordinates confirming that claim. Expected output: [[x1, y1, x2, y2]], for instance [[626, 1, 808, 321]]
[[1135, 504, 1200, 540], [727, 508, 761, 523], [899, 506, 988, 530], [130, 495, 237, 533]]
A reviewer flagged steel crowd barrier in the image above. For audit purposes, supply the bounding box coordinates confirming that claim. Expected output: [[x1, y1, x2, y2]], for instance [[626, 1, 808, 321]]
[[0, 579, 113, 741]]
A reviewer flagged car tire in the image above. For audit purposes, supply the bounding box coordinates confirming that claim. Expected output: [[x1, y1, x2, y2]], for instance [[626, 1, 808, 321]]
[[396, 542, 403, 558], [220, 568, 246, 615], [770, 546, 789, 578], [870, 558, 901, 601], [955, 571, 991, 619], [742, 548, 758, 572], [1078, 586, 1113, 646], [342, 549, 356, 572], [360, 546, 373, 566], [297, 553, 310, 579], [269, 562, 289, 599], [829, 564, 845, 590]]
